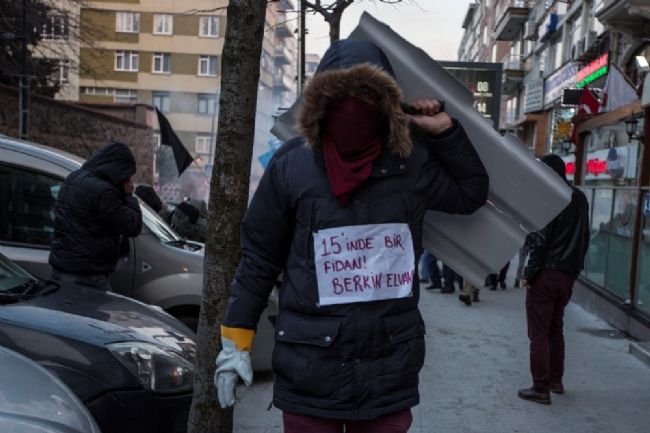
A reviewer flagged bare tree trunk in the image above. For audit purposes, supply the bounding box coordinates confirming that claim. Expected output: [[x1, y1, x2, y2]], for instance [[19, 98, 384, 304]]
[[187, 1, 267, 433]]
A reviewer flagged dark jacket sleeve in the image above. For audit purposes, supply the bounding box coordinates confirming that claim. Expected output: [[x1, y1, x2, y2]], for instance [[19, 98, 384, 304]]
[[98, 189, 143, 237], [224, 155, 293, 331], [420, 120, 489, 214]]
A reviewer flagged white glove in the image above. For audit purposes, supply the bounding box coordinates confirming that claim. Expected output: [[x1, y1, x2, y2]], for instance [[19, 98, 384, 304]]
[[214, 337, 253, 408]]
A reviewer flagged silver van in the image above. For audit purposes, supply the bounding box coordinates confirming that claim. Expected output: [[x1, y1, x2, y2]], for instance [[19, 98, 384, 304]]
[[0, 134, 275, 369]]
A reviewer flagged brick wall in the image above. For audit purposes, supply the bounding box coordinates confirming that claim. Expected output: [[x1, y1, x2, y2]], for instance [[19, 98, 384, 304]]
[[0, 85, 154, 184]]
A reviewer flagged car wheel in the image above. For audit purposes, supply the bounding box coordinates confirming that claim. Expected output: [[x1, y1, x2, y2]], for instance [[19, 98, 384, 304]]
[[176, 315, 199, 333]]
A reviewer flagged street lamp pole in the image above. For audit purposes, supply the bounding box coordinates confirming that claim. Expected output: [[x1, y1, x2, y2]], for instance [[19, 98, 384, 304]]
[[19, 0, 30, 139]]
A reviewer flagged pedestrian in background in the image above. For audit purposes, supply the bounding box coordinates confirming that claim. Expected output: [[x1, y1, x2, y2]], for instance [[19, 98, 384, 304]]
[[171, 199, 207, 242], [214, 39, 488, 432], [49, 142, 142, 291], [486, 261, 510, 290], [459, 279, 480, 306], [518, 154, 589, 405]]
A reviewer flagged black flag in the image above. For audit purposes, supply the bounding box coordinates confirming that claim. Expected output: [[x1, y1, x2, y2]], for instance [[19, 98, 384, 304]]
[[155, 107, 193, 176]]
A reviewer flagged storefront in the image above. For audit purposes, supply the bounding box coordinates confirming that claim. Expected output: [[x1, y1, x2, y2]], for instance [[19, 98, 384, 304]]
[[544, 62, 579, 154], [573, 99, 650, 329]]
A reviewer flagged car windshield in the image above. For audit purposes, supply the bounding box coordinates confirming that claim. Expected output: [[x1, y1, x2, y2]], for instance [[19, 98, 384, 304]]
[[0, 254, 34, 292], [138, 198, 182, 243]]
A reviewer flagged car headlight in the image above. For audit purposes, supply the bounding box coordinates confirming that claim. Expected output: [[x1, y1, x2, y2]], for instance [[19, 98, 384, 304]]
[[108, 342, 195, 393]]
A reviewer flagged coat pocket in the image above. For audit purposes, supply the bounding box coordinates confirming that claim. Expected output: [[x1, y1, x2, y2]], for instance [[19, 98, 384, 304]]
[[272, 312, 342, 397], [380, 309, 426, 394]]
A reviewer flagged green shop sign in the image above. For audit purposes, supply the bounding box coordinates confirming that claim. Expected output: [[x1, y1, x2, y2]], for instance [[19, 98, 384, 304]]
[[576, 53, 608, 88]]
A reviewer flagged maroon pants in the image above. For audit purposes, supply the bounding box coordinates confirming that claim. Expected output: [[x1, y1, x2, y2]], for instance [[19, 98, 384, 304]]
[[526, 269, 575, 391], [283, 409, 412, 433]]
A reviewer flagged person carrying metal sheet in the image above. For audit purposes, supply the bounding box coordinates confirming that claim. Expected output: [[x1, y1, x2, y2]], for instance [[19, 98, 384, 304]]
[[214, 39, 488, 432]]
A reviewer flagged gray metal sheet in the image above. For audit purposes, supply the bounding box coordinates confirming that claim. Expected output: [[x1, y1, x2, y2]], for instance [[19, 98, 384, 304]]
[[271, 13, 571, 286]]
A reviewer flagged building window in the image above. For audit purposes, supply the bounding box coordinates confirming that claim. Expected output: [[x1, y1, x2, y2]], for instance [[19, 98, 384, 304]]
[[153, 14, 173, 35], [195, 136, 212, 154], [41, 15, 69, 40], [152, 91, 171, 112], [197, 93, 217, 115], [114, 89, 137, 104], [198, 55, 218, 76], [52, 59, 70, 84], [152, 53, 171, 74], [82, 87, 112, 95], [199, 16, 219, 37], [116, 12, 140, 33], [153, 133, 161, 148], [115, 50, 139, 71]]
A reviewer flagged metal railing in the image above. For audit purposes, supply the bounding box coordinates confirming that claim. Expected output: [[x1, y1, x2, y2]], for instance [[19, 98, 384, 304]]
[[502, 53, 525, 70], [496, 0, 534, 23]]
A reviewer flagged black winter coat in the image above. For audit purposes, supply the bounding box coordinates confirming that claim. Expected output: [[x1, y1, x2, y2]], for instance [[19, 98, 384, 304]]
[[49, 142, 142, 274], [524, 187, 590, 281], [223, 40, 489, 420]]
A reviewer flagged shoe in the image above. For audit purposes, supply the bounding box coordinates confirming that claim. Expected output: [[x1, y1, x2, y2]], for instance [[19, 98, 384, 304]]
[[420, 279, 430, 284], [459, 294, 472, 306], [425, 282, 442, 290], [550, 383, 564, 394], [489, 285, 497, 291], [472, 290, 480, 302], [441, 286, 454, 294], [518, 387, 551, 405], [499, 280, 506, 290]]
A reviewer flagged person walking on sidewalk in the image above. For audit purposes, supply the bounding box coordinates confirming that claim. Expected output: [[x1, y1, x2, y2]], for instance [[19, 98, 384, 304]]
[[214, 39, 489, 432], [518, 154, 589, 405], [49, 142, 142, 291], [459, 279, 480, 306]]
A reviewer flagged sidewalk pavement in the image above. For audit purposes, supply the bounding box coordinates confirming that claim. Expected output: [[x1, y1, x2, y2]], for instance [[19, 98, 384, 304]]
[[234, 274, 650, 433]]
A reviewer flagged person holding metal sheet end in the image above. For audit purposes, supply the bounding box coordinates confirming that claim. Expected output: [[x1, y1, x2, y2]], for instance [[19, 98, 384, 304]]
[[518, 154, 590, 405], [215, 39, 488, 432]]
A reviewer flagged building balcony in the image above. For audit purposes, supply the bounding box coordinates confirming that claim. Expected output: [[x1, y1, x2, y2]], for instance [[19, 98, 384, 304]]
[[273, 73, 294, 92], [493, 0, 533, 41], [502, 54, 526, 95], [597, 0, 650, 37], [274, 45, 292, 66], [275, 21, 293, 39]]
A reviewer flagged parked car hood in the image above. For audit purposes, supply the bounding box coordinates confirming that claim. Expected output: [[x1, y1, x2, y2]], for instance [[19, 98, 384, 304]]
[[0, 284, 195, 352], [0, 346, 101, 433]]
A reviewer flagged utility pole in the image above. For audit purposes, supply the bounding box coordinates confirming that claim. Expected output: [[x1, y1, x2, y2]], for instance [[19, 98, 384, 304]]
[[298, 0, 306, 94], [19, 0, 30, 139]]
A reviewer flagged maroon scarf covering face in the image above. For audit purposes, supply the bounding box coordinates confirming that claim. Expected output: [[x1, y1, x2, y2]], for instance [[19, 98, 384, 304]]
[[322, 97, 383, 206]]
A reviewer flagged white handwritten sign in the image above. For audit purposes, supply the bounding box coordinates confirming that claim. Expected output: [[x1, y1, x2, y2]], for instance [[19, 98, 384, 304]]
[[313, 223, 415, 306]]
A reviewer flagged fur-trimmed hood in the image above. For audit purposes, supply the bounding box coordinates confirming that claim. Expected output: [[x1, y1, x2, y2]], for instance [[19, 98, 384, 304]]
[[298, 41, 412, 158]]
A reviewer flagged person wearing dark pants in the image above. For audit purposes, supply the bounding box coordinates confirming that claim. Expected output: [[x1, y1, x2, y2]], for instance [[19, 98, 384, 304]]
[[487, 262, 510, 290], [441, 263, 458, 293], [424, 253, 443, 290], [518, 155, 589, 405]]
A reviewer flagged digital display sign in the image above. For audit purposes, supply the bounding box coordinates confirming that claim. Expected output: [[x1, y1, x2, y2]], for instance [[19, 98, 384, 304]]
[[439, 61, 502, 131]]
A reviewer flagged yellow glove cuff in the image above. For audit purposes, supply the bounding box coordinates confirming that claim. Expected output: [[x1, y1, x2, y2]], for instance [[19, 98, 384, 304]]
[[220, 325, 256, 352]]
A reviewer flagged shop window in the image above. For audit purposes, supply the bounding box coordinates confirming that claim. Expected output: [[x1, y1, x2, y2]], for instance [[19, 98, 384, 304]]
[[635, 191, 650, 315], [584, 188, 613, 286], [0, 165, 62, 247], [604, 189, 637, 299]]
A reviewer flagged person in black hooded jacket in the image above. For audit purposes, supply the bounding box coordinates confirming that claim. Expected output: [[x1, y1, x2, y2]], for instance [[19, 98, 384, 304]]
[[214, 40, 488, 432], [49, 142, 143, 291], [518, 154, 589, 405]]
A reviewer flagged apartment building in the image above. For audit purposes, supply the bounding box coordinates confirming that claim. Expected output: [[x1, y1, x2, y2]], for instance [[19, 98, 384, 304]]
[[77, 0, 296, 180], [458, 0, 650, 341]]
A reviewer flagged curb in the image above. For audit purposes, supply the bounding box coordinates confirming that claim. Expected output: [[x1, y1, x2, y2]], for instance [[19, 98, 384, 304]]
[[629, 342, 650, 368]]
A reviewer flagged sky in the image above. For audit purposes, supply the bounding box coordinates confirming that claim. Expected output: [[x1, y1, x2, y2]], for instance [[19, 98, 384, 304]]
[[305, 0, 473, 62]]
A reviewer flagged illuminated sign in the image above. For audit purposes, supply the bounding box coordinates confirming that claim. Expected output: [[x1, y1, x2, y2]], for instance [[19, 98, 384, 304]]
[[576, 53, 608, 88], [545, 62, 579, 107], [440, 61, 502, 131]]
